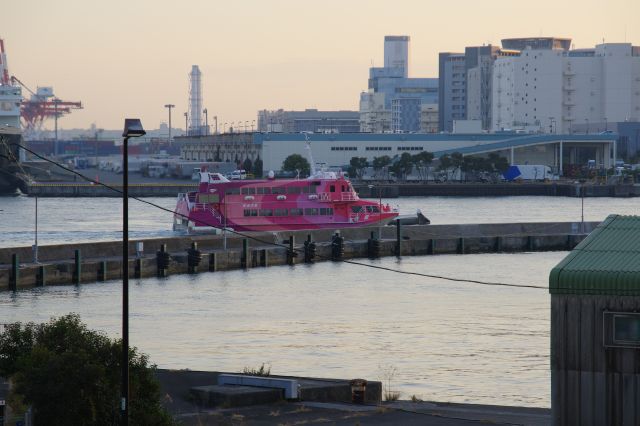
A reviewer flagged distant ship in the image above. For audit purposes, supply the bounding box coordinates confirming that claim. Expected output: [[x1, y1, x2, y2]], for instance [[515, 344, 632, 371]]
[[0, 38, 27, 195], [174, 169, 398, 232], [0, 129, 25, 194]]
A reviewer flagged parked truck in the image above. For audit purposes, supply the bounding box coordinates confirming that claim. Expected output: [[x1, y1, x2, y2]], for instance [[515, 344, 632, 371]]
[[503, 165, 558, 181]]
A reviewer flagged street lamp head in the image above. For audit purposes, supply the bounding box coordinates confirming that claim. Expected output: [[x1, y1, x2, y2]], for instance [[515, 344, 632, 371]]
[[164, 104, 175, 109], [122, 118, 146, 138]]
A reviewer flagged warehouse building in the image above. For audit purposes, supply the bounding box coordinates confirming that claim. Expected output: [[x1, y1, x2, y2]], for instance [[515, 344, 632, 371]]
[[180, 132, 617, 176]]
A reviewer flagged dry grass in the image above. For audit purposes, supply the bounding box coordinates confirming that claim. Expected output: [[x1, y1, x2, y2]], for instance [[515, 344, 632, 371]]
[[242, 363, 271, 376], [410, 394, 423, 402], [384, 390, 401, 402]]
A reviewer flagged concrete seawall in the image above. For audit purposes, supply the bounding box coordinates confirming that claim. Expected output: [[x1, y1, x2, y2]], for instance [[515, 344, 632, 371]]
[[27, 182, 198, 197], [27, 181, 640, 198], [355, 183, 640, 198], [0, 221, 598, 290]]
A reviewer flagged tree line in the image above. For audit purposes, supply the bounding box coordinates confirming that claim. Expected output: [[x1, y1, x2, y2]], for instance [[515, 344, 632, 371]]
[[279, 151, 509, 181]]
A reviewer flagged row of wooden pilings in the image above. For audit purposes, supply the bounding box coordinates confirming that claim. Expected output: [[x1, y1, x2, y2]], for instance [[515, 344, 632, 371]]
[[5, 221, 588, 291], [4, 222, 408, 290]]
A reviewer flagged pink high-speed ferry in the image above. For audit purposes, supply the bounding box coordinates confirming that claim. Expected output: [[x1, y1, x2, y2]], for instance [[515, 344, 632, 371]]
[[173, 168, 399, 233]]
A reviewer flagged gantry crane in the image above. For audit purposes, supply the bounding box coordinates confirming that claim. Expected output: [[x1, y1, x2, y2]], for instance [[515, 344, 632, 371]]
[[10, 75, 82, 139]]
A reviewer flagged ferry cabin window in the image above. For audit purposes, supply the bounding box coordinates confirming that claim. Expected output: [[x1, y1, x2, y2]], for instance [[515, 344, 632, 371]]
[[257, 187, 272, 195], [308, 185, 317, 193], [287, 186, 301, 194], [302, 186, 309, 193], [290, 208, 303, 216], [319, 208, 334, 215], [365, 205, 380, 213], [304, 208, 319, 215], [199, 194, 220, 203], [259, 209, 273, 216], [241, 187, 256, 195], [243, 209, 258, 217], [225, 188, 241, 195], [272, 187, 286, 194], [274, 208, 288, 216], [330, 185, 336, 193], [351, 206, 363, 213]]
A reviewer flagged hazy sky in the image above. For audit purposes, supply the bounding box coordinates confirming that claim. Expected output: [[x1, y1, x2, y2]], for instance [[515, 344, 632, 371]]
[[5, 0, 639, 131]]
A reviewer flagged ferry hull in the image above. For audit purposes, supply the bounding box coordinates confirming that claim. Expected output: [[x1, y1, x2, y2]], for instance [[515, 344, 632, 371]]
[[174, 172, 401, 233]]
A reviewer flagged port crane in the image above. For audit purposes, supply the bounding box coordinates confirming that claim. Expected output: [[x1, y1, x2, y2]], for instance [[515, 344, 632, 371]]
[[10, 75, 82, 139]]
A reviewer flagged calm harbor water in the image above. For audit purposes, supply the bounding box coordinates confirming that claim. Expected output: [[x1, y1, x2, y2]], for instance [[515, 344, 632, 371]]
[[0, 194, 636, 407], [0, 194, 638, 248], [0, 252, 559, 408]]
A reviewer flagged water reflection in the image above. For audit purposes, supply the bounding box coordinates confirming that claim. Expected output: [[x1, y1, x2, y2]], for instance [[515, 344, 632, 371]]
[[0, 252, 562, 407]]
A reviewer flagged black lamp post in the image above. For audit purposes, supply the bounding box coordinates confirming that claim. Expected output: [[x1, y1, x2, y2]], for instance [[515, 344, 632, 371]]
[[121, 118, 146, 425]]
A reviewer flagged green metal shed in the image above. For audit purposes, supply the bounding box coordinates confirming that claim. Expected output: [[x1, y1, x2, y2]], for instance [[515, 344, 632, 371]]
[[549, 214, 640, 426]]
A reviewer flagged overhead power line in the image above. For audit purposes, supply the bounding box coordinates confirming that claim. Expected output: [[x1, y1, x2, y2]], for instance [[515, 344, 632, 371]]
[[11, 143, 547, 291]]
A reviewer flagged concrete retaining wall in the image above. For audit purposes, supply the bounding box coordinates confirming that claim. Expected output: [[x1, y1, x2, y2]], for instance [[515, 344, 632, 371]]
[[0, 221, 598, 291]]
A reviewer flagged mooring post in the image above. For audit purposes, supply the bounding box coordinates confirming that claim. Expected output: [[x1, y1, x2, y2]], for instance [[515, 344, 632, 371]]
[[10, 254, 18, 291], [527, 235, 534, 251], [37, 265, 46, 287], [208, 252, 217, 272], [98, 260, 107, 282], [428, 239, 435, 255], [157, 244, 170, 277], [395, 220, 401, 257], [241, 239, 249, 269], [331, 232, 345, 261], [495, 236, 502, 252], [187, 242, 202, 273], [134, 258, 142, 279], [458, 237, 465, 254], [304, 234, 315, 264], [74, 249, 81, 284], [287, 235, 295, 266]]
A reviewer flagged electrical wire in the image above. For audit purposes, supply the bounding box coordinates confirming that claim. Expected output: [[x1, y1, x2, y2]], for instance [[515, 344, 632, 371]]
[[11, 142, 548, 291]]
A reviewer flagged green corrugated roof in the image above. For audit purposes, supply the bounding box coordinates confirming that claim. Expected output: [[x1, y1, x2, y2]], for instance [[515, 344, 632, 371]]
[[549, 215, 640, 295]]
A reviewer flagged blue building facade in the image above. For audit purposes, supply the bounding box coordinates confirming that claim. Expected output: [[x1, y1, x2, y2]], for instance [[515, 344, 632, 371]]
[[360, 36, 439, 133], [438, 52, 467, 132]]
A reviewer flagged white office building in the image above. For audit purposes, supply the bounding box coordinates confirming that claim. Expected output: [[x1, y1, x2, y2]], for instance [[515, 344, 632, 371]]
[[492, 43, 640, 133]]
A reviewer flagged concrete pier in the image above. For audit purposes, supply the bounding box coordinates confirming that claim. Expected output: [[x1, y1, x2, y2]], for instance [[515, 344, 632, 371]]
[[0, 221, 598, 290], [26, 181, 640, 198]]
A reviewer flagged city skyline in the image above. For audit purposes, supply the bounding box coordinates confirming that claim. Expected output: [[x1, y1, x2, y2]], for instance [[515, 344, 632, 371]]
[[5, 0, 639, 130]]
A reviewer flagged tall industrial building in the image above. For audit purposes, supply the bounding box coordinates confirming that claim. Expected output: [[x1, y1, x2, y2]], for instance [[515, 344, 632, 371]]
[[492, 42, 640, 134], [360, 36, 438, 133], [188, 65, 205, 136]]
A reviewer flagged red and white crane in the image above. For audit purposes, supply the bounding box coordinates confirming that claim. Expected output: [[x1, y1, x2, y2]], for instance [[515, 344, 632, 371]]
[[1, 37, 83, 138]]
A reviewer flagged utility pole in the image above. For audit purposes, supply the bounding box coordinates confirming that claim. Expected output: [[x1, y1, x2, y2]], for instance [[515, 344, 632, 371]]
[[164, 104, 175, 146], [214, 116, 218, 134], [203, 108, 209, 135], [184, 112, 188, 136]]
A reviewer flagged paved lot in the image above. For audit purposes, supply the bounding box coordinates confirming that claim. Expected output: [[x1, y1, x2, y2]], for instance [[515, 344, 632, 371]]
[[157, 370, 550, 425]]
